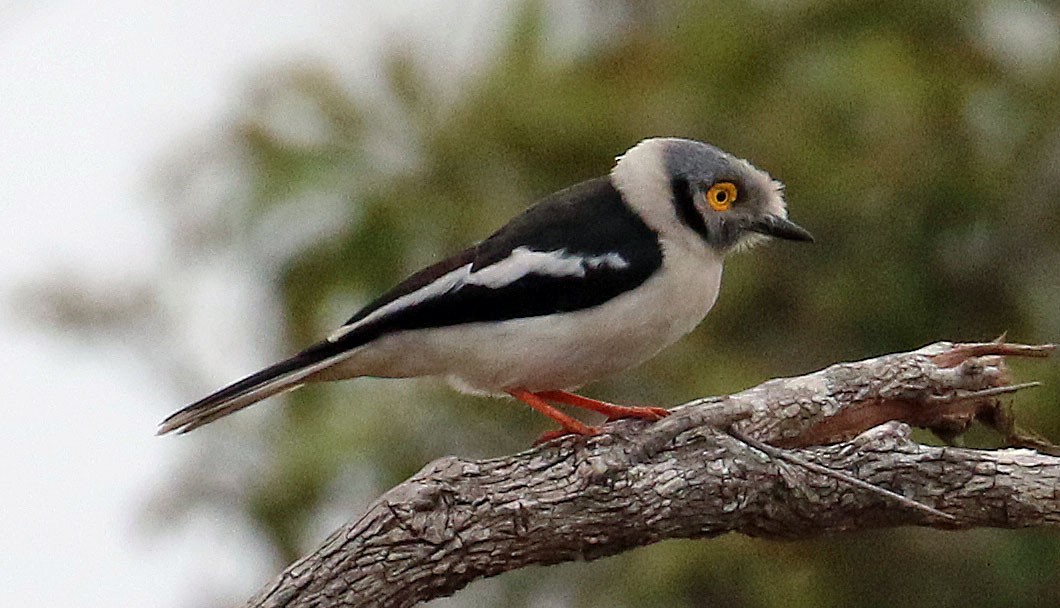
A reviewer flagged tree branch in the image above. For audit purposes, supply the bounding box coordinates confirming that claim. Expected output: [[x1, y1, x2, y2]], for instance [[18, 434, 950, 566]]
[[243, 341, 1057, 608]]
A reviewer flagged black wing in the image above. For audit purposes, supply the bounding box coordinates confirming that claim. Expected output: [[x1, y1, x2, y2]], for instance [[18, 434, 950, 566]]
[[328, 176, 663, 349]]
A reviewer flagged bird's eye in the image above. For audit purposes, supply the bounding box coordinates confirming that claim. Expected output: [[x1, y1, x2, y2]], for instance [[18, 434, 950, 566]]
[[706, 182, 738, 212]]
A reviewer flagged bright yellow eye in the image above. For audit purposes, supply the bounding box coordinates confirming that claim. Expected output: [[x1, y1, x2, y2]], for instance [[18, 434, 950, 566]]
[[706, 182, 738, 211]]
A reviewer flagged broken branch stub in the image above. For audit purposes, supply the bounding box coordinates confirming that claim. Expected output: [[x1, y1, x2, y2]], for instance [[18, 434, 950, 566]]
[[717, 340, 1055, 450]]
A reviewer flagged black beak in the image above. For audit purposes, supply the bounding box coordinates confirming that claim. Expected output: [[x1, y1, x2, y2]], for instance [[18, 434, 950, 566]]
[[746, 215, 814, 242]]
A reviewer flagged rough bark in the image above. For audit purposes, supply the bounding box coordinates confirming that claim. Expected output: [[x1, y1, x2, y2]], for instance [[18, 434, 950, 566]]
[[243, 341, 1057, 608]]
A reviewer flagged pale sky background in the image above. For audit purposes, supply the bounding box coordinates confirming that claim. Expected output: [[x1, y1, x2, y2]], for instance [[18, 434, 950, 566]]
[[0, 2, 504, 606]]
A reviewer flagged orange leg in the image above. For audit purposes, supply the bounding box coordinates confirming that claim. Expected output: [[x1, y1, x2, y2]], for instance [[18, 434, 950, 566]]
[[508, 388, 600, 444], [535, 390, 670, 422]]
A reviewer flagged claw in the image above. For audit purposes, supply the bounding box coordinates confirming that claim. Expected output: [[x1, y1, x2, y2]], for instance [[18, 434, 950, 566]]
[[533, 426, 602, 446], [604, 405, 670, 422]]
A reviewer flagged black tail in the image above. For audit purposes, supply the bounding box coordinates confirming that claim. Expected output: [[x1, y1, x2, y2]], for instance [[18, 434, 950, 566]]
[[158, 345, 349, 435]]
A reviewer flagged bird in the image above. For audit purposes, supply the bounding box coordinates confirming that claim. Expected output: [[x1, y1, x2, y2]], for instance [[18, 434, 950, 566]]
[[158, 137, 813, 440]]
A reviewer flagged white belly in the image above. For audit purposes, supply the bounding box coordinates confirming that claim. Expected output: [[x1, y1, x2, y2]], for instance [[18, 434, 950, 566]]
[[319, 246, 724, 394]]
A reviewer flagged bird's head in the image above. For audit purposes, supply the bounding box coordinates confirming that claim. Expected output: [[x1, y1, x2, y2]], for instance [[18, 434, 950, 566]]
[[612, 137, 813, 254]]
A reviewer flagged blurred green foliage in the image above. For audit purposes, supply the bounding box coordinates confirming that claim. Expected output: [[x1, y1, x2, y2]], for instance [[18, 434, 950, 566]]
[[161, 1, 1060, 606]]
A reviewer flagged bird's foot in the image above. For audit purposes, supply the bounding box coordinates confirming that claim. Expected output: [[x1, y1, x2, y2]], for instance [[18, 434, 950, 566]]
[[510, 388, 669, 446], [534, 390, 670, 422], [509, 388, 602, 444]]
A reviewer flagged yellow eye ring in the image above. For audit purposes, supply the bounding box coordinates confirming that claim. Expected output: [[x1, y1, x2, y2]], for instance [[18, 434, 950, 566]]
[[706, 182, 737, 211]]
